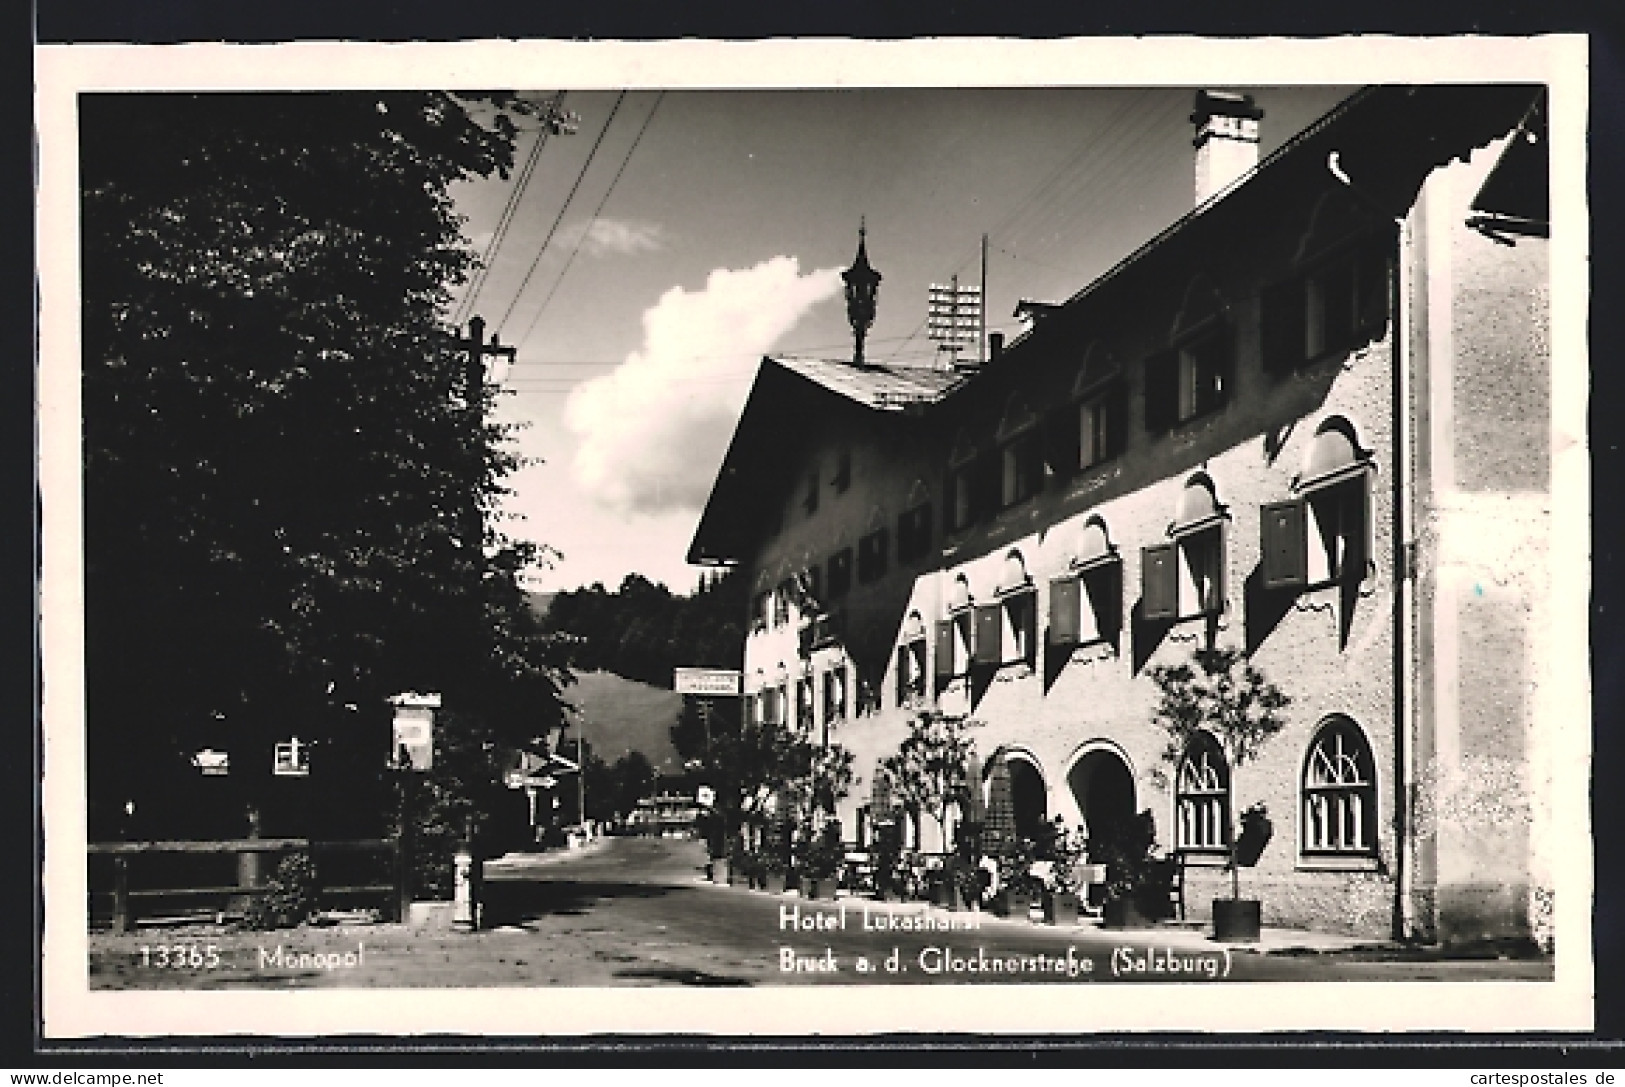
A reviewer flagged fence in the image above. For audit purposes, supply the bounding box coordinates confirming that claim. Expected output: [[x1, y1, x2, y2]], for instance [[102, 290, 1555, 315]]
[[88, 836, 404, 932]]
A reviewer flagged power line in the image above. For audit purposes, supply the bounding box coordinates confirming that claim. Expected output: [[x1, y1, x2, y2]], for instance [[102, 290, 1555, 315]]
[[453, 92, 568, 328], [495, 91, 629, 336], [515, 92, 667, 356]]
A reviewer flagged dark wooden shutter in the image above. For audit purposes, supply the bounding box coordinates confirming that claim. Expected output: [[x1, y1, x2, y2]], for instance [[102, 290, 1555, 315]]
[[1261, 278, 1306, 372], [1261, 499, 1308, 590], [1195, 327, 1233, 413], [1142, 543, 1179, 621], [973, 604, 1002, 666], [934, 620, 956, 680], [895, 645, 909, 705], [1356, 239, 1391, 339], [1144, 349, 1178, 431], [1018, 596, 1038, 665], [1049, 576, 1081, 645]]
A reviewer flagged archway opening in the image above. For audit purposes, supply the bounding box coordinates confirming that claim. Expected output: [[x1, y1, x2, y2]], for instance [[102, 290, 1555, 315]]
[[1008, 757, 1048, 841], [1067, 747, 1137, 858]]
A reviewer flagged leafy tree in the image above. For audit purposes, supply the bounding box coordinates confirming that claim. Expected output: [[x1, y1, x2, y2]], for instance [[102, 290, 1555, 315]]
[[79, 91, 572, 838], [1147, 646, 1290, 899], [542, 569, 746, 688], [612, 750, 659, 815], [880, 712, 980, 855]]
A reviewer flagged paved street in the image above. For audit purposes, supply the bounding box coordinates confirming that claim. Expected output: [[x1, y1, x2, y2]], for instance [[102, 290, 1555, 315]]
[[88, 835, 1553, 989]]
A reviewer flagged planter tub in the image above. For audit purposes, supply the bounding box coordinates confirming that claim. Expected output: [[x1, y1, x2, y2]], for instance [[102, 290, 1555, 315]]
[[1101, 896, 1155, 929], [763, 872, 787, 894], [931, 880, 959, 910], [800, 877, 826, 900], [999, 893, 1035, 921], [1212, 898, 1262, 942], [1044, 891, 1080, 926]]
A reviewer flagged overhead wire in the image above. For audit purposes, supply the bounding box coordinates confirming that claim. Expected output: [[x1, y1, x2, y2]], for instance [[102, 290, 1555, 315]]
[[514, 92, 667, 356], [453, 91, 567, 328], [494, 91, 629, 336]]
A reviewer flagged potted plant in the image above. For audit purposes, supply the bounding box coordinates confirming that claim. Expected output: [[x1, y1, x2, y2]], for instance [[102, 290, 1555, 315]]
[[1094, 810, 1164, 929], [870, 818, 904, 901], [1040, 818, 1084, 925], [879, 712, 980, 909], [1148, 647, 1290, 943], [995, 836, 1042, 920], [726, 836, 749, 887], [762, 850, 789, 894], [799, 822, 843, 900]]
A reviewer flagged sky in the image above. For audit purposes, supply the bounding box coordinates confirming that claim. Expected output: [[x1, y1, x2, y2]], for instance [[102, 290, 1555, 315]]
[[448, 86, 1356, 596]]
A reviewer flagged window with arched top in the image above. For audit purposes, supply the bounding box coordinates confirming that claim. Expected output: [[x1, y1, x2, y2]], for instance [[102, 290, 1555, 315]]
[[988, 551, 1037, 667], [1262, 203, 1393, 373], [1175, 731, 1231, 853], [935, 576, 975, 685], [1052, 516, 1122, 648], [1146, 277, 1233, 431], [895, 611, 928, 706], [998, 394, 1044, 509], [1302, 715, 1377, 856], [897, 479, 934, 564], [1143, 476, 1227, 622], [1262, 417, 1374, 591]]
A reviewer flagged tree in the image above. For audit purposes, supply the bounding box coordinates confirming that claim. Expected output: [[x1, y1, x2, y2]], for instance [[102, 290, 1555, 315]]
[[1147, 646, 1290, 900], [880, 712, 980, 854], [79, 91, 573, 838], [612, 750, 658, 815]]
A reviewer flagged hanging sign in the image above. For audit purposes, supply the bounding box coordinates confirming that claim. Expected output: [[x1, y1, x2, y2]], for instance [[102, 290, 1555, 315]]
[[389, 692, 440, 770], [674, 668, 742, 696]]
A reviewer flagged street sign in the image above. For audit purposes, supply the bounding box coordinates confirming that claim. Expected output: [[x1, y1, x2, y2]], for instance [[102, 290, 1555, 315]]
[[674, 667, 742, 696], [192, 748, 229, 777]]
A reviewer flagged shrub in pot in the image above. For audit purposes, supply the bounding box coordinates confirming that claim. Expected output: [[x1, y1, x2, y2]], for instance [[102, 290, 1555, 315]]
[[1039, 818, 1084, 925], [800, 822, 843, 900], [1094, 810, 1164, 929], [995, 836, 1043, 920], [870, 819, 904, 900]]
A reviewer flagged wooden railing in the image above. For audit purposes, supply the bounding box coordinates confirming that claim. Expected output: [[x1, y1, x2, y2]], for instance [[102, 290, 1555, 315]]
[[88, 837, 404, 932]]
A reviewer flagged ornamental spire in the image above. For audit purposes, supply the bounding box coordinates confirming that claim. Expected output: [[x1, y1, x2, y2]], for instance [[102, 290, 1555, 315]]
[[842, 219, 882, 366]]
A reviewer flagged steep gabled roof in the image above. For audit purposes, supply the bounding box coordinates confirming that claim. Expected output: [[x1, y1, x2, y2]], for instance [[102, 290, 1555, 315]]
[[686, 357, 963, 565]]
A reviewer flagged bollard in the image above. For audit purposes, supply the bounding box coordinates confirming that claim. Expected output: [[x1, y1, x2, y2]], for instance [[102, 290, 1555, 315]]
[[452, 818, 481, 932]]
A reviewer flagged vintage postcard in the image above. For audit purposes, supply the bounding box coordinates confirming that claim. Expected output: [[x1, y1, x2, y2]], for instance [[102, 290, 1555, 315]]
[[36, 35, 1593, 1038]]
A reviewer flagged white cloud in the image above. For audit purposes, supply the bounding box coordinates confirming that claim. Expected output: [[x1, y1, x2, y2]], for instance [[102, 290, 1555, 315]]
[[564, 257, 842, 514], [560, 217, 667, 257]]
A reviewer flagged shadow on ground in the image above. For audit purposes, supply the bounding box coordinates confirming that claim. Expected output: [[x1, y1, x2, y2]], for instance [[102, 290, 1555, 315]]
[[612, 966, 753, 987], [481, 879, 686, 924]]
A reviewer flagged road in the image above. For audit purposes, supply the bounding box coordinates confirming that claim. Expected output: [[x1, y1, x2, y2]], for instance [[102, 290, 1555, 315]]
[[87, 835, 1554, 989]]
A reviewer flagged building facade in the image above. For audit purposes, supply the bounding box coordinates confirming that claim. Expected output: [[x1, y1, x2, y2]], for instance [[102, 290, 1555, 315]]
[[688, 85, 1552, 946]]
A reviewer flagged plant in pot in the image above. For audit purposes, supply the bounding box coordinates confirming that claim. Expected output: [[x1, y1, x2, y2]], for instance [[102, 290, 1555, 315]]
[[870, 818, 904, 901], [879, 711, 981, 911], [995, 835, 1043, 920], [800, 821, 843, 900], [1039, 817, 1085, 925], [1092, 809, 1171, 928], [1148, 646, 1289, 943], [726, 835, 750, 887]]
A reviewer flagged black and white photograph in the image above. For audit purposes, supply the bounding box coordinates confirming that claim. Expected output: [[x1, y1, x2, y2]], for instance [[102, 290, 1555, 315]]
[[36, 36, 1593, 1036]]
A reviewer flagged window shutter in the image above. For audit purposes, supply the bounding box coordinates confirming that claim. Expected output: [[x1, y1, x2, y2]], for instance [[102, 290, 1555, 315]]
[[1197, 327, 1234, 412], [1142, 543, 1179, 621], [1261, 279, 1306, 372], [1144, 349, 1178, 431], [895, 645, 909, 705], [973, 452, 1001, 521], [973, 604, 1002, 666], [1049, 576, 1081, 645], [934, 620, 956, 680], [1018, 596, 1039, 665], [1261, 499, 1308, 590]]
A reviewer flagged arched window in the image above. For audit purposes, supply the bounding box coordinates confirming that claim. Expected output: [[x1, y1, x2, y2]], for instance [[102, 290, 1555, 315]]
[[1302, 715, 1377, 856], [1175, 732, 1230, 853], [1143, 475, 1227, 622]]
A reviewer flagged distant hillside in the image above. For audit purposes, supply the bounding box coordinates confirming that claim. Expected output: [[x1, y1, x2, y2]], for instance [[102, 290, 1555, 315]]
[[561, 670, 683, 773]]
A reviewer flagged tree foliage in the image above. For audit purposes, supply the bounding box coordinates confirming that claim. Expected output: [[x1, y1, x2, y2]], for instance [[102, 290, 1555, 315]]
[[542, 570, 746, 688], [880, 712, 980, 851], [80, 91, 571, 837]]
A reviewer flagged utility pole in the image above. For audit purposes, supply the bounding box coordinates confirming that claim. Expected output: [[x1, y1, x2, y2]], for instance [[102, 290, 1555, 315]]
[[980, 233, 989, 365], [452, 315, 517, 563]]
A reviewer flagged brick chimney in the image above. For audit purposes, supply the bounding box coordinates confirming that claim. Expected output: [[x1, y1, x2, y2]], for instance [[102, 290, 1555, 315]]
[[1191, 90, 1264, 205]]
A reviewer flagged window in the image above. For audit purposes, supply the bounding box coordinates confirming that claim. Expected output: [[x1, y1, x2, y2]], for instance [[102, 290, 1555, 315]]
[[1261, 421, 1372, 591], [896, 639, 927, 705], [822, 667, 848, 724], [897, 503, 933, 564], [945, 442, 997, 534], [1263, 237, 1390, 372], [994, 551, 1037, 666], [1176, 732, 1231, 853], [857, 528, 889, 584], [832, 450, 852, 493], [934, 579, 975, 684], [795, 677, 814, 727], [803, 468, 820, 516], [1000, 431, 1044, 508], [1146, 326, 1232, 430], [1051, 519, 1121, 647], [1143, 478, 1227, 622], [1302, 716, 1377, 856], [946, 464, 976, 532], [827, 548, 853, 600], [1078, 388, 1121, 470]]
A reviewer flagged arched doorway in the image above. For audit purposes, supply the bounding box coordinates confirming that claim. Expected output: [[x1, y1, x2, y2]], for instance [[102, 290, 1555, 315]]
[[983, 749, 1049, 847], [1066, 745, 1137, 855]]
